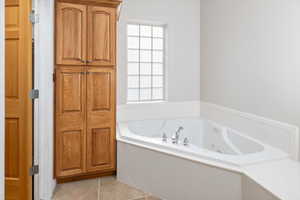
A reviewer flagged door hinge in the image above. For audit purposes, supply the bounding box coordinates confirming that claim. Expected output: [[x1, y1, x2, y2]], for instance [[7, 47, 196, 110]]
[[29, 165, 39, 176], [29, 89, 39, 99], [29, 10, 39, 24]]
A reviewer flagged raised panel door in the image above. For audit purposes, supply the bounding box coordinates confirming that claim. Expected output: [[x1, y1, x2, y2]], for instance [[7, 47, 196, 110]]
[[5, 0, 32, 199], [86, 67, 116, 172], [56, 2, 87, 65], [87, 6, 116, 66], [55, 67, 87, 177]]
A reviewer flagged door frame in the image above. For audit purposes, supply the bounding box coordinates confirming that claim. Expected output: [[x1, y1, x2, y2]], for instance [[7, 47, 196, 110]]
[[0, 0, 5, 199], [0, 1, 56, 199], [32, 1, 39, 199]]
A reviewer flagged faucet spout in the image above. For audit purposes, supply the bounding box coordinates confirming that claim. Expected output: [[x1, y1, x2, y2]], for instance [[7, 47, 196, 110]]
[[172, 126, 184, 144]]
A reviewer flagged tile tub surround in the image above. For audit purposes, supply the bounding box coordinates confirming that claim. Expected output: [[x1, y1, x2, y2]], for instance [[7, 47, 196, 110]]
[[52, 176, 161, 200]]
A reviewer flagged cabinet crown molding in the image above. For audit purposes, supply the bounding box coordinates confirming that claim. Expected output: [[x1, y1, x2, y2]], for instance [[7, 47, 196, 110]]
[[57, 0, 123, 7]]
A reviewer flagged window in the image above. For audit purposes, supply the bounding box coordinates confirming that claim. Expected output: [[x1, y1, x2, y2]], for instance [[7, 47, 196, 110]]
[[127, 23, 166, 103]]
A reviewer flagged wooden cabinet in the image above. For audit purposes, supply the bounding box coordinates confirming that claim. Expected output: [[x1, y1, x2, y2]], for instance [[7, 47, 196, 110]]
[[56, 3, 87, 65], [56, 3, 116, 66], [86, 68, 116, 172], [55, 67, 87, 177], [87, 6, 116, 66], [55, 0, 121, 181]]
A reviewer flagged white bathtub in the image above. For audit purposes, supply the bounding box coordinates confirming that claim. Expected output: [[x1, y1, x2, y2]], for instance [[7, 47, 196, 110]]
[[117, 102, 298, 200], [117, 118, 288, 170]]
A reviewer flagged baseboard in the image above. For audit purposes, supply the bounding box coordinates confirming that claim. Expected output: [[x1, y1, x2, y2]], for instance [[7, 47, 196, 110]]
[[200, 101, 299, 160], [56, 171, 116, 184]]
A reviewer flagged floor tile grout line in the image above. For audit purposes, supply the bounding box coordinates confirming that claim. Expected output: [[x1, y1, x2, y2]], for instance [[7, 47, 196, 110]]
[[129, 198, 145, 200], [98, 178, 101, 200], [100, 178, 103, 200], [129, 193, 148, 200]]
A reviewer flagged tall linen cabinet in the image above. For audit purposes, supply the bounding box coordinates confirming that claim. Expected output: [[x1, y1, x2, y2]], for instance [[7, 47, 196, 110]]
[[54, 0, 121, 182]]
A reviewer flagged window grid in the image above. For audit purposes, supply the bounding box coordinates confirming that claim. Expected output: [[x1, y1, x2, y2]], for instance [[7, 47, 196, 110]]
[[127, 23, 165, 103], [138, 26, 141, 101]]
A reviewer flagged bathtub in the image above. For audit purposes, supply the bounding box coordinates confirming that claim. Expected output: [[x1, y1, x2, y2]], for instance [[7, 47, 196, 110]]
[[117, 117, 289, 200], [116, 101, 299, 200], [117, 118, 288, 170]]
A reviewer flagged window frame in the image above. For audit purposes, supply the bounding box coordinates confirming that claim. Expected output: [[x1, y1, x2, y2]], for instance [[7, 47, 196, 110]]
[[126, 21, 168, 104]]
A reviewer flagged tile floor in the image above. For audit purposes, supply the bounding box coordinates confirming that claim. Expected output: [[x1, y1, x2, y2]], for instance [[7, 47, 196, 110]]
[[52, 176, 161, 200]]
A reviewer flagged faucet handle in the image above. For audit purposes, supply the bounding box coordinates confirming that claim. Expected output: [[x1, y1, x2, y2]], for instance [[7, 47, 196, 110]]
[[183, 137, 189, 146], [162, 133, 167, 142], [171, 134, 177, 144]]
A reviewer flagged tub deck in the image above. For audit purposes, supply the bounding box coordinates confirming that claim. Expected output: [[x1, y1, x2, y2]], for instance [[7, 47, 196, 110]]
[[244, 158, 300, 200]]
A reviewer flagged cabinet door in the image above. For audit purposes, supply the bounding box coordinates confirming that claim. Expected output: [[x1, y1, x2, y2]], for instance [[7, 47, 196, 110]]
[[56, 3, 87, 65], [86, 67, 116, 172], [87, 6, 116, 66], [55, 67, 87, 177]]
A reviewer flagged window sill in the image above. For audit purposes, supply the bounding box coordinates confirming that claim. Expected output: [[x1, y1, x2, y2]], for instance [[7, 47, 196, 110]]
[[126, 100, 167, 105]]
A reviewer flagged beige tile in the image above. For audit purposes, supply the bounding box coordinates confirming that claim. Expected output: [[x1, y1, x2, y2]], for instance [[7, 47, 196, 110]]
[[133, 196, 161, 200], [99, 176, 146, 200], [145, 196, 161, 200], [52, 178, 99, 200]]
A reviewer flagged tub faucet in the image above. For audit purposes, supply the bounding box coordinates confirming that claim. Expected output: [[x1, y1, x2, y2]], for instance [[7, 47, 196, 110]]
[[172, 126, 184, 144], [162, 133, 167, 142], [183, 137, 189, 146]]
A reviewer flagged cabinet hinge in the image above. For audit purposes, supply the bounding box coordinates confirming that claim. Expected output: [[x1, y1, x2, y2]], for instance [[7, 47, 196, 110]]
[[29, 10, 39, 24], [53, 73, 56, 82], [29, 89, 39, 99], [29, 165, 39, 176]]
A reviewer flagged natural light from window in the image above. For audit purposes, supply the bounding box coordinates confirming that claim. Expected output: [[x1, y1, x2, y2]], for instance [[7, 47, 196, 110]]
[[127, 23, 166, 103]]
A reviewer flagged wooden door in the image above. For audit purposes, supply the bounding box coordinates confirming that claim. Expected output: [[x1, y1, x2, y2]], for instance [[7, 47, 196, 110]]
[[56, 2, 87, 65], [5, 0, 32, 200], [55, 67, 87, 177], [87, 6, 116, 66], [86, 67, 116, 172]]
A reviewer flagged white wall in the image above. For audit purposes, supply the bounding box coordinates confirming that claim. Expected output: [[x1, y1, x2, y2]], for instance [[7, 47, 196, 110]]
[[36, 0, 56, 199], [117, 0, 200, 105], [200, 0, 300, 159], [0, 0, 4, 199]]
